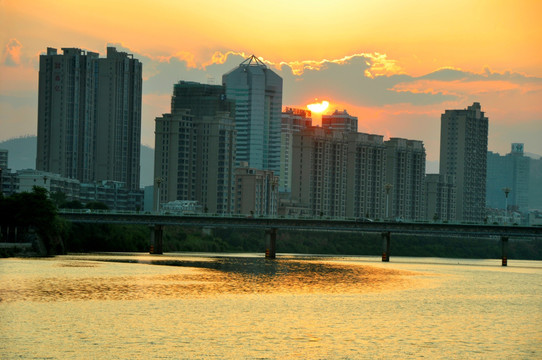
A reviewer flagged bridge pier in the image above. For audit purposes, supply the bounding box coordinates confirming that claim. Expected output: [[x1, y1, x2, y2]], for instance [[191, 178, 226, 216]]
[[150, 224, 164, 254], [382, 231, 391, 262], [265, 228, 277, 259], [501, 236, 508, 266]]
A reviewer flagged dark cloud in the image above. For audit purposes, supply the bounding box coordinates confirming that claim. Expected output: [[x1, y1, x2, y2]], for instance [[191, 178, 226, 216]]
[[421, 67, 542, 84], [115, 47, 541, 111], [2, 38, 23, 66], [276, 57, 456, 107]]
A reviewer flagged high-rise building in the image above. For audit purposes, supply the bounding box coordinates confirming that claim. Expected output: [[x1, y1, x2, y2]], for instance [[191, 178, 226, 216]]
[[154, 82, 236, 214], [292, 127, 349, 217], [529, 156, 542, 210], [222, 55, 283, 176], [36, 47, 142, 189], [425, 174, 456, 222], [280, 108, 312, 193], [95, 47, 142, 190], [486, 143, 530, 211], [154, 110, 196, 210], [385, 138, 426, 221], [291, 125, 387, 219], [440, 102, 488, 222], [345, 132, 387, 219], [37, 48, 99, 183], [322, 109, 358, 133], [234, 163, 279, 216]]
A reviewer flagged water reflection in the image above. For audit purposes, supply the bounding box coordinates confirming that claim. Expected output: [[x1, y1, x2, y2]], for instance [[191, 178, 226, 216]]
[[0, 255, 418, 303], [2, 255, 541, 359]]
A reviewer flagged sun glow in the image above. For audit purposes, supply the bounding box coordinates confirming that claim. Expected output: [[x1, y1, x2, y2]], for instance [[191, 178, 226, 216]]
[[307, 100, 329, 113]]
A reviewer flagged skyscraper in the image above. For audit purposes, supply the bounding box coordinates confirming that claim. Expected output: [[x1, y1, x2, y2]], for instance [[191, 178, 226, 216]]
[[154, 81, 236, 214], [95, 47, 142, 190], [440, 102, 488, 222], [345, 132, 387, 219], [385, 138, 426, 221], [280, 108, 312, 193], [292, 126, 349, 217], [36, 47, 142, 189], [322, 109, 358, 133], [37, 48, 98, 183], [291, 125, 387, 219], [222, 55, 283, 176], [486, 143, 530, 211]]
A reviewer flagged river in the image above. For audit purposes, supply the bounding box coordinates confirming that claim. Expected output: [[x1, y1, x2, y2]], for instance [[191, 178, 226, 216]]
[[1, 253, 541, 359]]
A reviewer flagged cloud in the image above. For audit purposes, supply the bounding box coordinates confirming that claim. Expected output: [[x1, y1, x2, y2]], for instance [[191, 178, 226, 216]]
[[275, 56, 454, 107], [128, 48, 541, 122], [2, 38, 23, 66], [2, 44, 541, 158]]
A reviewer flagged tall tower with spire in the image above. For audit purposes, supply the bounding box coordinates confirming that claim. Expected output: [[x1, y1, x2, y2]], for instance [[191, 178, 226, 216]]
[[222, 55, 283, 176]]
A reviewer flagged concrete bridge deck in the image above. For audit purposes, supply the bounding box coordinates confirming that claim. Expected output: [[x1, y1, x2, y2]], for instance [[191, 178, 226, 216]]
[[59, 210, 542, 238], [59, 210, 542, 265]]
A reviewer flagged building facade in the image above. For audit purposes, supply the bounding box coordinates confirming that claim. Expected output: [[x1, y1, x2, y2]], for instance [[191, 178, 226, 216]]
[[280, 108, 312, 193], [222, 55, 283, 176], [36, 47, 142, 189], [154, 111, 196, 211], [439, 102, 488, 222], [95, 47, 142, 190], [17, 169, 80, 200], [345, 132, 387, 219], [291, 127, 349, 217], [385, 138, 426, 221], [486, 143, 530, 211], [322, 109, 358, 133], [424, 174, 456, 222], [0, 149, 7, 170], [291, 125, 388, 219], [234, 164, 279, 216], [37, 47, 98, 183], [529, 156, 542, 210], [79, 180, 143, 211], [154, 82, 236, 214]]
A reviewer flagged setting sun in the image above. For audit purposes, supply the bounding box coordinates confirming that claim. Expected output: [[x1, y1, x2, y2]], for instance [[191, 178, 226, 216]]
[[307, 100, 329, 113]]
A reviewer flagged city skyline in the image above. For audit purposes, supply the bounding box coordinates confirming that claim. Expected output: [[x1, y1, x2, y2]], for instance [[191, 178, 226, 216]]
[[1, 1, 541, 164]]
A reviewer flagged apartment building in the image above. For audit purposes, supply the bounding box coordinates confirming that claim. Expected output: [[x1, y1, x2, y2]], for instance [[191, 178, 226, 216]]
[[440, 102, 488, 222]]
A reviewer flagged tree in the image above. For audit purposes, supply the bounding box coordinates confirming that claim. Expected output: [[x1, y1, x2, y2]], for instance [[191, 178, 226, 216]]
[[50, 191, 67, 208], [0, 186, 64, 254], [62, 200, 84, 209], [85, 201, 109, 210]]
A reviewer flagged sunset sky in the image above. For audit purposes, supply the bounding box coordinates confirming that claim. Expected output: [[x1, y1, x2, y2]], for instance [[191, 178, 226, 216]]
[[1, 0, 541, 165]]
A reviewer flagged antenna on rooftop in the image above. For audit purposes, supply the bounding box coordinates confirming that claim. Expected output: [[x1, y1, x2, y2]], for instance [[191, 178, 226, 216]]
[[240, 54, 267, 68]]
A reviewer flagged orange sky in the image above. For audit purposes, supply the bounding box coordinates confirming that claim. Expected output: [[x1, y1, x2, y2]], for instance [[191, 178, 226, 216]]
[[1, 0, 541, 161]]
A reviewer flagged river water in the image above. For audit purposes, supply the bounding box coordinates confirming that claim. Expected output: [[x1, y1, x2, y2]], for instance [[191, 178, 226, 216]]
[[1, 253, 541, 359]]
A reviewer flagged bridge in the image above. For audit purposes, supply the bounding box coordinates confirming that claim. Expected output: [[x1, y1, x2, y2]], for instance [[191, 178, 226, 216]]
[[59, 210, 542, 266]]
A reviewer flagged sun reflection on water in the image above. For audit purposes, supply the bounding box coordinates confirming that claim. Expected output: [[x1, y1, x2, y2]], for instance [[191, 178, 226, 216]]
[[1, 255, 541, 359], [0, 255, 421, 303]]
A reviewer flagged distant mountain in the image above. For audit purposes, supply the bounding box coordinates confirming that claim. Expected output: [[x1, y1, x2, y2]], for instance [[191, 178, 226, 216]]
[[0, 136, 155, 187], [0, 136, 36, 170], [3, 136, 537, 189]]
